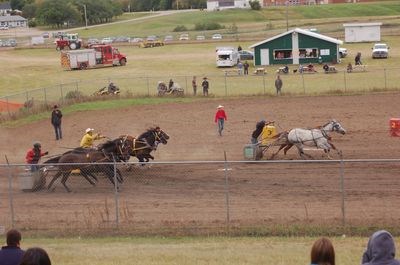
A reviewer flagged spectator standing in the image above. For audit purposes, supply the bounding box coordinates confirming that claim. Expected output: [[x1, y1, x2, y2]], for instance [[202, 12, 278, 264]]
[[201, 77, 209, 96], [243, 61, 249, 75], [275, 75, 283, 95], [362, 230, 400, 265], [310, 237, 335, 265], [50, 105, 62, 140], [355, 52, 362, 65], [19, 247, 51, 265], [214, 105, 227, 136], [0, 229, 25, 265], [80, 128, 103, 148], [237, 45, 242, 51], [168, 79, 174, 91], [237, 61, 243, 75], [192, 76, 197, 96], [25, 142, 48, 172]]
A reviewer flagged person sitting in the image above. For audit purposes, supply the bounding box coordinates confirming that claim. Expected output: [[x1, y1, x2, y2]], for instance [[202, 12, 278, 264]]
[[80, 128, 104, 148], [25, 142, 48, 172], [362, 230, 400, 265], [307, 63, 315, 71], [0, 229, 25, 265], [168, 79, 174, 92], [107, 82, 118, 94], [323, 64, 329, 72], [157, 81, 167, 94], [347, 63, 353, 73], [283, 65, 289, 74], [310, 237, 335, 265]]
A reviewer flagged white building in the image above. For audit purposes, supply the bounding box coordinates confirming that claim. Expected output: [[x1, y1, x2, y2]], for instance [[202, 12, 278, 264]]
[[0, 15, 28, 28], [207, 0, 258, 11], [0, 2, 12, 16], [343, 22, 382, 43]]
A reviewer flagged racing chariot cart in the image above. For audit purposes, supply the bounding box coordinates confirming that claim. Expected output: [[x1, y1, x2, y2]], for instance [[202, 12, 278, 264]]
[[157, 81, 184, 96], [243, 122, 286, 160]]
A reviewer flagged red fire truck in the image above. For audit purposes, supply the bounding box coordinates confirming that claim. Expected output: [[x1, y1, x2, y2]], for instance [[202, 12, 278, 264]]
[[61, 45, 127, 70]]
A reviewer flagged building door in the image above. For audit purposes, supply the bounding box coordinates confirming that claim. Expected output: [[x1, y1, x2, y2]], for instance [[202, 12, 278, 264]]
[[260, 49, 269, 65]]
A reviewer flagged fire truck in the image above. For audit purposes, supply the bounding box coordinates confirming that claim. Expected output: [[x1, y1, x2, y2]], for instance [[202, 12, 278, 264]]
[[61, 45, 127, 70]]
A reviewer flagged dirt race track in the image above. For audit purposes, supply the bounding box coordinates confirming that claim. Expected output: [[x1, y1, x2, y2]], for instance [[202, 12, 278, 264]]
[[1, 93, 400, 234]]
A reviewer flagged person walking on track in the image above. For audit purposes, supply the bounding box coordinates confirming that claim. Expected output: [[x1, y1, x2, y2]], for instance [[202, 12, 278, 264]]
[[214, 105, 227, 136], [51, 105, 63, 140]]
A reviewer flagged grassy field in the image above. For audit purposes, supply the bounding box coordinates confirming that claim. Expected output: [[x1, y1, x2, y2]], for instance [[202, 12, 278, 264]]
[[22, 236, 371, 265]]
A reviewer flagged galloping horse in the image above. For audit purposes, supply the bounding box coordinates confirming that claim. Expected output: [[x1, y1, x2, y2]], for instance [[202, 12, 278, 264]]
[[44, 137, 132, 192], [271, 120, 346, 159], [122, 127, 170, 163]]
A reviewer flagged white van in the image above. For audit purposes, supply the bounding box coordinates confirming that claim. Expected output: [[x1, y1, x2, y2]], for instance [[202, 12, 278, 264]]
[[216, 47, 239, 67]]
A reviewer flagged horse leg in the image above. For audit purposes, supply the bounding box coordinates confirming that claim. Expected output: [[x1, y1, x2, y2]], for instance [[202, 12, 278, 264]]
[[283, 144, 294, 155], [60, 172, 72, 193], [81, 171, 96, 186], [116, 168, 123, 183], [296, 144, 313, 160], [47, 171, 62, 190]]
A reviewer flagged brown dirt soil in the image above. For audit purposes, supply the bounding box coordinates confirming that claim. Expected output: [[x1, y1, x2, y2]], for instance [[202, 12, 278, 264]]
[[1, 93, 400, 234]]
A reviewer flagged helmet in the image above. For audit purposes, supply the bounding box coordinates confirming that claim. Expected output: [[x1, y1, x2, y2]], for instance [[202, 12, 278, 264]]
[[33, 142, 41, 148]]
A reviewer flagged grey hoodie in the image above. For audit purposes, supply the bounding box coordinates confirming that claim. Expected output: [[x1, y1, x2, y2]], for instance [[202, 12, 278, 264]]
[[362, 230, 400, 265]]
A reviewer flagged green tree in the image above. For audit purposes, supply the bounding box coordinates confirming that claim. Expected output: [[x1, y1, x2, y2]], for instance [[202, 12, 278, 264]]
[[249, 0, 261, 10], [36, 0, 80, 28], [22, 3, 36, 19]]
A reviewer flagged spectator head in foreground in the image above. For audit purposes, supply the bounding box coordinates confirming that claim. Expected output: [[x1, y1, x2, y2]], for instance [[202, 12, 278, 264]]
[[19, 247, 51, 265], [310, 237, 335, 265], [0, 229, 25, 265], [362, 230, 400, 265], [6, 229, 21, 247]]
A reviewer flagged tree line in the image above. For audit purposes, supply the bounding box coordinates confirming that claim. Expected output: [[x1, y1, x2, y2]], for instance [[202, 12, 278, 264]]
[[4, 0, 206, 28]]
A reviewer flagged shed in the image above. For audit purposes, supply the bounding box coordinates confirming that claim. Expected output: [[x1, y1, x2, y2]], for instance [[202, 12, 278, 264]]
[[343, 22, 382, 43], [249, 28, 343, 66], [0, 15, 28, 28]]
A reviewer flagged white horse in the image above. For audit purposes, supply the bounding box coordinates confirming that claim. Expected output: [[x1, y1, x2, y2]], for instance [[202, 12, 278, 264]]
[[272, 120, 346, 159]]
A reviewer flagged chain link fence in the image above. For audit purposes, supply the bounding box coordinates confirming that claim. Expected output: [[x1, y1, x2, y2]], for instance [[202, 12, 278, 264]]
[[1, 159, 400, 235], [1, 67, 400, 119]]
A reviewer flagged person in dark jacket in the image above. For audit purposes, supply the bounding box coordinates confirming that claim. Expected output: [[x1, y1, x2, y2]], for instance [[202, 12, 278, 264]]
[[50, 105, 62, 140], [201, 77, 209, 96], [0, 229, 25, 265], [251, 120, 266, 144], [275, 75, 283, 95], [362, 230, 400, 265]]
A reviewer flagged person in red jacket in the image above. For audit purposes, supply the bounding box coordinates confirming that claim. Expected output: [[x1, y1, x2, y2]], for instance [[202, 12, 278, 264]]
[[25, 142, 48, 172], [214, 105, 227, 136]]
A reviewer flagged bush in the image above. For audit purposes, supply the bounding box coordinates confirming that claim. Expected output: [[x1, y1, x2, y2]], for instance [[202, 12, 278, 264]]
[[65, 90, 84, 100], [249, 0, 261, 10], [194, 22, 225, 31], [173, 25, 188, 32], [28, 20, 36, 27]]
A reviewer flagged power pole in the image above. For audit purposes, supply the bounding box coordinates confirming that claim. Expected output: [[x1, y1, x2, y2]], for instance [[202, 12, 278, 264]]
[[84, 4, 88, 29], [285, 1, 289, 32]]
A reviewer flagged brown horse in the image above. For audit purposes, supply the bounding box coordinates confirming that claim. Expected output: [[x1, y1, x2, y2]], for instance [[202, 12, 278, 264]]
[[121, 127, 170, 163], [44, 137, 132, 192]]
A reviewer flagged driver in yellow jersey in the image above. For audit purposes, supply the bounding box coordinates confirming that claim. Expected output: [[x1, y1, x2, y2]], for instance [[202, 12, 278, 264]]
[[80, 128, 104, 148]]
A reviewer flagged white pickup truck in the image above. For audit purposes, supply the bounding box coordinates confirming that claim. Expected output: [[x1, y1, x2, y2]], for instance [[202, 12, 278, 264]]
[[372, 43, 389, 59]]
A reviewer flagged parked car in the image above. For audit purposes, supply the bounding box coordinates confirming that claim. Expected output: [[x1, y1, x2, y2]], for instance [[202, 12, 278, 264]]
[[212, 34, 222, 40], [42, 32, 50, 38], [179, 33, 189, 41], [87, 38, 100, 45], [7, 39, 16, 47], [164, 35, 174, 42], [196, 35, 205, 41], [130, 37, 143, 43], [339, 47, 347, 58], [0, 25, 9, 30], [101, 37, 114, 44], [372, 43, 389, 59], [238, 50, 254, 61], [114, 36, 130, 43]]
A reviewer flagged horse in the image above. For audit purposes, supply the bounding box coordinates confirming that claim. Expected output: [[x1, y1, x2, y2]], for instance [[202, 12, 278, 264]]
[[121, 127, 170, 163], [44, 137, 132, 192], [270, 120, 346, 159]]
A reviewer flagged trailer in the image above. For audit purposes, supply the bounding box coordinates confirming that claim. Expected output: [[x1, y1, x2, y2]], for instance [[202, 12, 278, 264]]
[[216, 47, 239, 67], [61, 44, 127, 70]]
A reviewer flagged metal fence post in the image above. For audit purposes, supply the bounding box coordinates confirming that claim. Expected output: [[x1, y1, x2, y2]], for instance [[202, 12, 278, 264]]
[[43, 88, 47, 106], [146, 76, 150, 96], [223, 151, 230, 234], [113, 160, 120, 229], [302, 74, 305, 94], [384, 68, 387, 90], [263, 74, 266, 96], [339, 154, 346, 226], [343, 71, 347, 93], [224, 74, 227, 97], [5, 156, 15, 228], [185, 76, 188, 92], [60, 84, 64, 104]]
